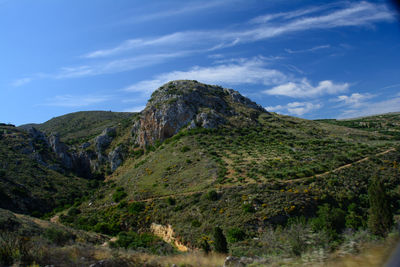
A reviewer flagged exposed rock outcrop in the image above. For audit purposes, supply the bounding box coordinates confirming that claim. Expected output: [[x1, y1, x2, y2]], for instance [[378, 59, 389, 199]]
[[150, 223, 189, 252], [133, 80, 267, 147], [108, 146, 123, 172]]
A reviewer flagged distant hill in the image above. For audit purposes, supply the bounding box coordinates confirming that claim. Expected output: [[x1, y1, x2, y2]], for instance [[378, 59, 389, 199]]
[[21, 111, 136, 145], [316, 112, 400, 139]]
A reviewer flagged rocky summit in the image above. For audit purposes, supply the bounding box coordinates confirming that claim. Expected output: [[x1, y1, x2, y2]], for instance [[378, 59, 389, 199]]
[[132, 80, 267, 147]]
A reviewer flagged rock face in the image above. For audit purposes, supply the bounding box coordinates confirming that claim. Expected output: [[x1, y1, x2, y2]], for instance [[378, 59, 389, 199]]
[[133, 80, 266, 147], [108, 146, 123, 172], [48, 134, 74, 169]]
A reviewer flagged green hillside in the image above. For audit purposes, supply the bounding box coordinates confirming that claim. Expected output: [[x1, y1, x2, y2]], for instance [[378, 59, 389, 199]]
[[0, 124, 94, 215], [21, 111, 136, 145], [317, 112, 400, 139], [1, 81, 400, 266]]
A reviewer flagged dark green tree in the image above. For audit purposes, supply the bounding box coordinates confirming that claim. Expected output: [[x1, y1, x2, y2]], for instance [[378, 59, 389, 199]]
[[213, 227, 228, 254], [200, 238, 211, 255], [368, 176, 393, 236]]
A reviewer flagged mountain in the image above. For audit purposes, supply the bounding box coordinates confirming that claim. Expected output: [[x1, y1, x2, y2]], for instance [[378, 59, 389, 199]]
[[1, 80, 399, 266]]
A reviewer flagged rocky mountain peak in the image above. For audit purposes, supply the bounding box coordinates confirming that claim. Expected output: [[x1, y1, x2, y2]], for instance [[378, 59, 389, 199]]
[[133, 80, 267, 147]]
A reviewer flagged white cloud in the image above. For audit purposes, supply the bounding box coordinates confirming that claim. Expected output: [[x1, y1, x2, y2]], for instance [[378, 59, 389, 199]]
[[42, 95, 111, 107], [122, 105, 146, 112], [84, 2, 394, 58], [121, 0, 233, 24], [335, 92, 374, 108], [264, 78, 349, 98], [56, 52, 190, 79], [285, 45, 330, 54], [124, 57, 288, 95], [338, 96, 400, 119], [11, 77, 32, 87], [266, 101, 322, 116]]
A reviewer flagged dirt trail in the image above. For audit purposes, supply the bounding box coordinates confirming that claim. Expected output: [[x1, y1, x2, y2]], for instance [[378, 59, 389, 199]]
[[127, 147, 396, 203], [282, 147, 396, 184]]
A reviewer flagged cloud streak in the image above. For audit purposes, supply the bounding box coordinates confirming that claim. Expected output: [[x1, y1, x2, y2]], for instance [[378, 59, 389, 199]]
[[42, 95, 111, 107], [85, 1, 394, 58], [266, 101, 322, 116], [263, 79, 349, 98], [123, 57, 288, 96]]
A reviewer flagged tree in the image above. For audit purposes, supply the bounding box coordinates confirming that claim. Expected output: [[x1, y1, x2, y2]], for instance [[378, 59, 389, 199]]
[[213, 227, 228, 253], [200, 238, 211, 255], [368, 176, 393, 236]]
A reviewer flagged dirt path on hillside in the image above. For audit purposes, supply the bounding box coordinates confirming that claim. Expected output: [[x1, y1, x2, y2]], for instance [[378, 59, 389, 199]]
[[128, 147, 396, 203], [282, 147, 396, 184]]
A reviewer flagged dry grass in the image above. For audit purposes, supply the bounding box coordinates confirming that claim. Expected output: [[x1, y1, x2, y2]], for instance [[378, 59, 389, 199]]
[[148, 252, 226, 267], [322, 236, 398, 267]]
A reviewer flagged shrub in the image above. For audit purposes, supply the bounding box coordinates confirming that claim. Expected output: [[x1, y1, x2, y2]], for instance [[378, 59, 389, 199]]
[[368, 176, 393, 236], [226, 227, 246, 243], [191, 220, 202, 227], [113, 187, 127, 202], [93, 222, 120, 235], [111, 231, 157, 249], [128, 202, 145, 214], [242, 203, 255, 213], [345, 203, 364, 229], [206, 190, 219, 201], [311, 204, 346, 238], [180, 146, 190, 152], [167, 197, 176, 206], [67, 207, 81, 217], [213, 227, 228, 254], [44, 228, 75, 246]]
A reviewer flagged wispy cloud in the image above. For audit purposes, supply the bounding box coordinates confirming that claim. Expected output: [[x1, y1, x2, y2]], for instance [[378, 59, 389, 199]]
[[58, 52, 190, 78], [338, 96, 400, 119], [266, 101, 322, 116], [121, 0, 233, 24], [11, 77, 33, 87], [264, 78, 349, 98], [42, 95, 111, 107], [123, 57, 287, 96], [85, 1, 394, 59], [285, 45, 330, 54], [335, 92, 374, 108], [122, 105, 146, 112]]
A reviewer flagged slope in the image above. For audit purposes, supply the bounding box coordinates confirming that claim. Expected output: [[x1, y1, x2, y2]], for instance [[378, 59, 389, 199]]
[[21, 111, 136, 145], [58, 81, 400, 254]]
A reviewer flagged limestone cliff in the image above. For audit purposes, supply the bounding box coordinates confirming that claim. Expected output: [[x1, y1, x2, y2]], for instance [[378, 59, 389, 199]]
[[133, 80, 267, 147]]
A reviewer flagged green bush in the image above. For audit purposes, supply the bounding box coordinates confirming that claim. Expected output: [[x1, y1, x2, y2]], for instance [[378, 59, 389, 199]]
[[206, 190, 219, 201], [213, 227, 228, 254], [345, 203, 364, 229], [180, 146, 191, 152], [167, 197, 176, 205], [368, 176, 393, 236], [113, 187, 127, 202], [93, 222, 120, 235], [226, 227, 246, 243], [242, 203, 255, 213], [311, 204, 346, 238], [128, 202, 145, 214], [44, 228, 75, 246], [111, 231, 157, 249], [191, 220, 202, 227]]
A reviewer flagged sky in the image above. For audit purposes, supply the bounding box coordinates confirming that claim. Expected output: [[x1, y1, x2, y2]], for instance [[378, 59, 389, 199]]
[[1, 0, 400, 125]]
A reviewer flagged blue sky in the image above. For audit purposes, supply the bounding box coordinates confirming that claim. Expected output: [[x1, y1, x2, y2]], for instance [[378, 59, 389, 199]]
[[1, 0, 400, 125]]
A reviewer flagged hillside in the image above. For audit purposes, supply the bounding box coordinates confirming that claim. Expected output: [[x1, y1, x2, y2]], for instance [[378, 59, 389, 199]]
[[50, 81, 400, 258], [21, 111, 136, 145], [317, 112, 400, 139], [1, 80, 400, 266]]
